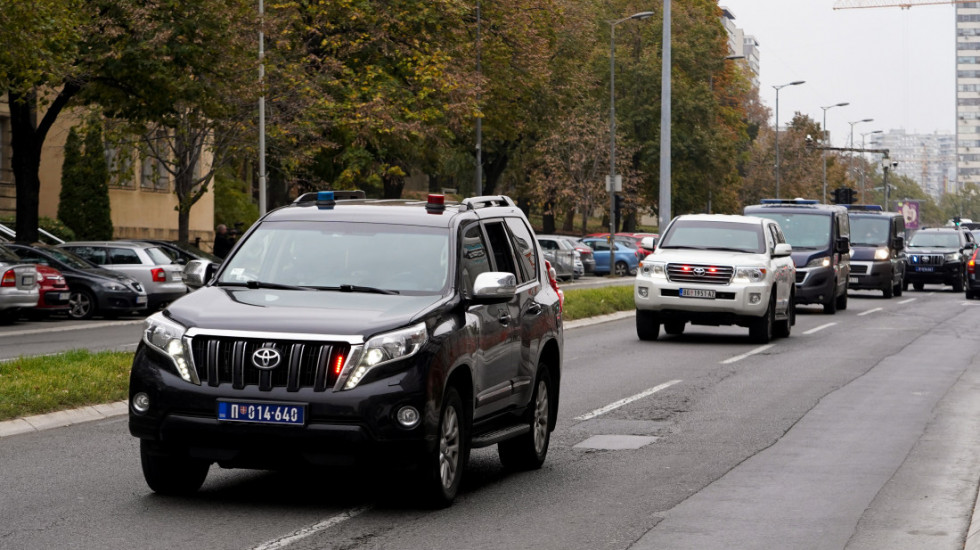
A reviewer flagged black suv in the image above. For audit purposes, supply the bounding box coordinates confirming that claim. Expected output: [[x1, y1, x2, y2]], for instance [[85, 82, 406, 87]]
[[128, 193, 563, 506], [904, 227, 977, 291], [846, 206, 906, 298]]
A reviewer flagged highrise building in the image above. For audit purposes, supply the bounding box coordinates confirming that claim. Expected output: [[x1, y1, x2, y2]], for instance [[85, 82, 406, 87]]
[[957, 2, 980, 191], [720, 7, 760, 89], [870, 130, 956, 201]]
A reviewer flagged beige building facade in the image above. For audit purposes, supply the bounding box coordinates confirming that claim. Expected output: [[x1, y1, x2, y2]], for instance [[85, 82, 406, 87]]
[[0, 99, 215, 247]]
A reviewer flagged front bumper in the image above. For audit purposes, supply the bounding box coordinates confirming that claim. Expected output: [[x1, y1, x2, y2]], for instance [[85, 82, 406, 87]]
[[906, 263, 962, 286], [848, 261, 893, 291], [634, 278, 770, 325], [128, 346, 433, 468], [794, 266, 836, 305], [98, 289, 149, 313]]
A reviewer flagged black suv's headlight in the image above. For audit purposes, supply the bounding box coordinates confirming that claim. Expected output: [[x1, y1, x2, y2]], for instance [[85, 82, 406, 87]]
[[342, 323, 428, 390], [143, 312, 199, 385]]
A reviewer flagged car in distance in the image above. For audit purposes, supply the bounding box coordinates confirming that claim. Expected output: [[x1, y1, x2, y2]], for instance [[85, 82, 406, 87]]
[[904, 227, 976, 291], [580, 237, 640, 276], [128, 192, 563, 507], [58, 241, 187, 310], [558, 236, 596, 274], [634, 214, 796, 343], [0, 245, 40, 323], [744, 199, 851, 314], [3, 242, 148, 320], [536, 235, 582, 281], [846, 205, 906, 298]]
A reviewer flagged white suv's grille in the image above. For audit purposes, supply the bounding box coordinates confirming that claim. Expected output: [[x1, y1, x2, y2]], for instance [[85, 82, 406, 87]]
[[666, 263, 734, 285]]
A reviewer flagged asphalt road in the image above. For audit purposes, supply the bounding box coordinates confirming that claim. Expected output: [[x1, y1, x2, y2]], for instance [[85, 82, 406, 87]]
[[2, 287, 980, 549]]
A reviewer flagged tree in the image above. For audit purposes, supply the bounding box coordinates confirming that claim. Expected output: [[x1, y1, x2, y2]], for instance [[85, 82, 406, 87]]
[[58, 125, 112, 239]]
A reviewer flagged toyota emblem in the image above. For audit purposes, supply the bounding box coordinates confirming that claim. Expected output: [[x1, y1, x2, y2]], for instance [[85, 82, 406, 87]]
[[693, 267, 706, 277], [252, 348, 281, 369]]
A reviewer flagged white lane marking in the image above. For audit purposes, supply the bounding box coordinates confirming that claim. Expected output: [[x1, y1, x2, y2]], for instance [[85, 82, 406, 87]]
[[858, 307, 883, 317], [720, 344, 775, 365], [897, 298, 916, 304], [803, 322, 836, 335], [251, 507, 370, 550], [574, 379, 682, 421]]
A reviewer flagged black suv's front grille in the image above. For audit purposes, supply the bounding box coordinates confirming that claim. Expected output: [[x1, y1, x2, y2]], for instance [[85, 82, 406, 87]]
[[909, 254, 943, 266], [666, 263, 734, 285], [190, 336, 350, 392]]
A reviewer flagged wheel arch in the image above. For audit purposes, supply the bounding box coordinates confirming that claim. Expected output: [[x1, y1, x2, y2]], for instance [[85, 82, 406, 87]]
[[537, 338, 562, 431]]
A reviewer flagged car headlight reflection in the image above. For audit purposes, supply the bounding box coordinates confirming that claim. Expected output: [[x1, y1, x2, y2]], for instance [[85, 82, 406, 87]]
[[805, 256, 831, 269], [945, 252, 962, 262], [143, 312, 199, 385], [102, 280, 129, 291], [640, 261, 666, 278], [733, 267, 767, 283], [874, 248, 890, 261], [343, 322, 428, 390]]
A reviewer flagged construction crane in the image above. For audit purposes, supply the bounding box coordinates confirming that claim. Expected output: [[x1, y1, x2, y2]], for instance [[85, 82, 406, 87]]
[[834, 0, 973, 9]]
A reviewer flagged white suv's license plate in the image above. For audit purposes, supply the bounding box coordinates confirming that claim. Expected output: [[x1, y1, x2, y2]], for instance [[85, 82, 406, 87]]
[[679, 288, 715, 299], [217, 400, 306, 426]]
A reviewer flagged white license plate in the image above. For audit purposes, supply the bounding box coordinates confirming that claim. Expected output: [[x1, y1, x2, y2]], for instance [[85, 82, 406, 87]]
[[849, 277, 860, 284], [136, 296, 147, 304], [58, 292, 70, 300], [171, 273, 183, 281], [679, 288, 715, 299]]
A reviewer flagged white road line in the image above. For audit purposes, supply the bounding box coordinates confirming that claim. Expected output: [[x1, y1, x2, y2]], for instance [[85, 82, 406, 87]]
[[897, 298, 916, 304], [574, 379, 682, 421], [858, 307, 883, 317], [720, 344, 775, 365], [251, 507, 370, 550], [803, 323, 836, 335]]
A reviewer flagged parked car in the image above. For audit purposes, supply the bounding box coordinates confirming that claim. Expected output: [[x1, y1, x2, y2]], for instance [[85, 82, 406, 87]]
[[536, 235, 582, 281], [586, 232, 654, 258], [634, 214, 796, 342], [0, 245, 40, 323], [4, 243, 148, 320], [579, 237, 640, 276], [59, 241, 187, 310], [138, 239, 222, 266], [904, 227, 976, 291], [558, 237, 596, 274], [29, 263, 71, 317]]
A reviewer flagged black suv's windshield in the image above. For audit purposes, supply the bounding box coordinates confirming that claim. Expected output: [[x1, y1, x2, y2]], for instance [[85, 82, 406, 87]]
[[217, 221, 450, 294], [908, 231, 961, 248], [752, 212, 830, 249], [659, 220, 765, 253], [849, 217, 891, 246]]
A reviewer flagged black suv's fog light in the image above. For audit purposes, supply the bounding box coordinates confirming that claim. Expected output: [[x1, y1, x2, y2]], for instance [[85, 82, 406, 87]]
[[132, 392, 151, 414], [396, 406, 420, 428]]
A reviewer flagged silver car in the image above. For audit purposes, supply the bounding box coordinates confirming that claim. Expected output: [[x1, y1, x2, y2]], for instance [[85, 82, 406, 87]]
[[58, 241, 187, 310], [0, 245, 40, 322], [536, 235, 583, 281]]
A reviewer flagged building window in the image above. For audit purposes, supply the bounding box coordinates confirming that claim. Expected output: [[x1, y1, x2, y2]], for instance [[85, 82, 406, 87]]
[[106, 145, 136, 189]]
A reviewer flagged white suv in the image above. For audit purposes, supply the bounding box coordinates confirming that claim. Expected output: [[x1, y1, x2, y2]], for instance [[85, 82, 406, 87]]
[[634, 214, 796, 343]]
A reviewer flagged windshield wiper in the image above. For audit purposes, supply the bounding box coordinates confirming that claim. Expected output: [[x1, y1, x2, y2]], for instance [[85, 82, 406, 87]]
[[704, 246, 757, 253], [313, 284, 400, 295], [216, 280, 312, 291]]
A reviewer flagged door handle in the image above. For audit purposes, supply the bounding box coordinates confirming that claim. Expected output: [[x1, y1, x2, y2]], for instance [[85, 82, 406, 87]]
[[498, 313, 511, 326], [527, 303, 542, 316]]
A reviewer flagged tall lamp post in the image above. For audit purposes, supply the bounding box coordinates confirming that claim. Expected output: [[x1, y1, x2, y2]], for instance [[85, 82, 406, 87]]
[[609, 10, 654, 275], [658, 0, 671, 231], [475, 1, 482, 196], [860, 129, 883, 202], [820, 101, 849, 203], [773, 80, 805, 198], [848, 118, 874, 188]]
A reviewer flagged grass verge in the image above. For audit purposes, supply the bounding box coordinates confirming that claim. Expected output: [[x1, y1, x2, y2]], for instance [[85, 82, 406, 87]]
[[562, 284, 635, 321], [0, 285, 635, 422], [0, 350, 133, 422]]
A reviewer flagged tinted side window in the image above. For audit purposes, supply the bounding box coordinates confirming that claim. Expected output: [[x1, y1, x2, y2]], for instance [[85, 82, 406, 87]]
[[71, 246, 108, 265], [109, 248, 141, 265], [483, 221, 518, 280], [505, 217, 537, 284], [459, 223, 491, 298]]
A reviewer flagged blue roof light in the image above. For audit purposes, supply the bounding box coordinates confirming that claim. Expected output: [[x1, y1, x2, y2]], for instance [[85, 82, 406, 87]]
[[316, 190, 336, 209]]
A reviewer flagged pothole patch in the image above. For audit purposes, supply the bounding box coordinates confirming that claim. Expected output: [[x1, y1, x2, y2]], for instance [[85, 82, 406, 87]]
[[573, 434, 658, 450]]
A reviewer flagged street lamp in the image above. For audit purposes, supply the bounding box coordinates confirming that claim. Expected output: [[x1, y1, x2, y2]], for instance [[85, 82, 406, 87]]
[[820, 101, 849, 203], [608, 10, 653, 275], [860, 129, 883, 202], [848, 118, 874, 188], [773, 80, 805, 198]]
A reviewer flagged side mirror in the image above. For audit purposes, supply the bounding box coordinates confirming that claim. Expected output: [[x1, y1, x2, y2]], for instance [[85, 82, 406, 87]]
[[640, 236, 656, 250], [836, 237, 850, 253], [893, 236, 904, 250], [773, 243, 793, 257], [470, 272, 517, 304], [183, 259, 217, 289]]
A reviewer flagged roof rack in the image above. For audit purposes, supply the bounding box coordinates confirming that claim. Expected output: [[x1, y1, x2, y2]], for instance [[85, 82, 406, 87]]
[[759, 198, 819, 205], [459, 195, 516, 212], [845, 204, 883, 211], [293, 189, 366, 203]]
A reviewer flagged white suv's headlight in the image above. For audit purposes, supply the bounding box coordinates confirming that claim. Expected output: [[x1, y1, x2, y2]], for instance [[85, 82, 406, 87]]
[[343, 323, 428, 390], [733, 267, 767, 283], [640, 261, 666, 278], [874, 248, 890, 261], [143, 312, 198, 384], [805, 256, 831, 269]]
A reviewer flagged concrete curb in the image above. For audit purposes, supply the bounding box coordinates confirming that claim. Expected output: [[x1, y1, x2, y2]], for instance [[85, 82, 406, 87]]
[[968, 480, 980, 550], [0, 400, 128, 439]]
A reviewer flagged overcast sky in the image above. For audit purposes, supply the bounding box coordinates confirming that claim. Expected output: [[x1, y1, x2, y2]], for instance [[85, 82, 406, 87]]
[[720, 0, 956, 148]]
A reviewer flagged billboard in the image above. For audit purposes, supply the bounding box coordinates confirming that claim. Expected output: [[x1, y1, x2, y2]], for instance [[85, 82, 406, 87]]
[[895, 200, 920, 230]]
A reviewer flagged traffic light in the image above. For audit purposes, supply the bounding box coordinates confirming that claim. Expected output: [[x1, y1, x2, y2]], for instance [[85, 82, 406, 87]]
[[614, 194, 624, 219], [832, 187, 857, 205], [832, 188, 842, 204]]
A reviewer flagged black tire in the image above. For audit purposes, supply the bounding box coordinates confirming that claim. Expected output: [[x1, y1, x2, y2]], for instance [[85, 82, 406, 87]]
[[823, 290, 838, 314], [903, 280, 909, 291], [614, 261, 629, 277], [139, 440, 209, 496], [774, 293, 794, 338], [836, 289, 848, 311], [68, 288, 97, 320], [953, 274, 965, 293], [967, 290, 976, 300], [636, 310, 660, 341], [750, 295, 775, 343], [913, 281, 924, 291], [498, 366, 552, 471], [664, 320, 685, 335], [422, 386, 466, 508], [883, 283, 893, 299], [894, 278, 903, 297]]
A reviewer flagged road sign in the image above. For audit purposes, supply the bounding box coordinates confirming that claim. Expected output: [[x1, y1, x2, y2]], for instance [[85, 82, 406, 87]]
[[605, 175, 622, 192]]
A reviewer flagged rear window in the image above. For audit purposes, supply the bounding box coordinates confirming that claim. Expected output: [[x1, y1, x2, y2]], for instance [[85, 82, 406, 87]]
[[146, 247, 176, 265]]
